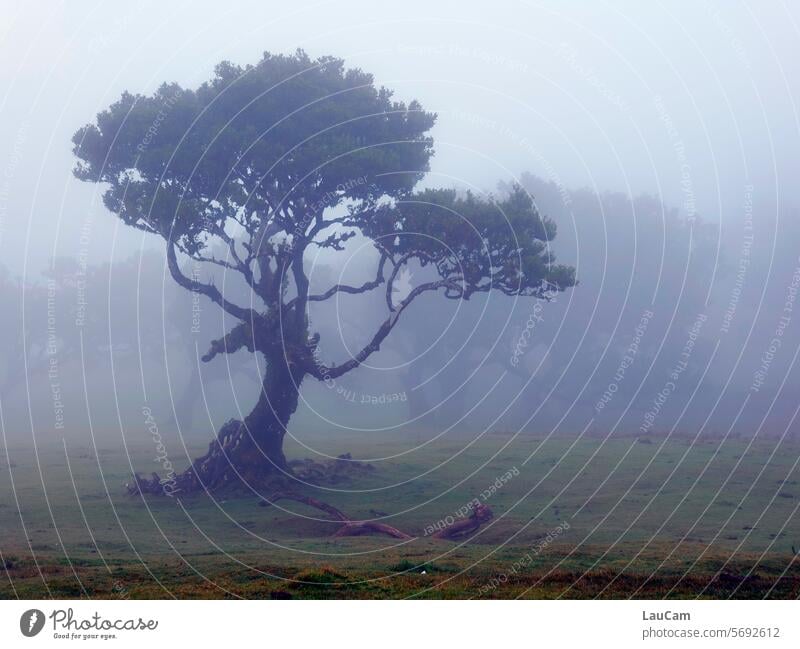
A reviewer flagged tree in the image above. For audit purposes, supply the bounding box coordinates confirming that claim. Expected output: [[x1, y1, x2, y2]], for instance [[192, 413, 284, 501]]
[[72, 50, 576, 493]]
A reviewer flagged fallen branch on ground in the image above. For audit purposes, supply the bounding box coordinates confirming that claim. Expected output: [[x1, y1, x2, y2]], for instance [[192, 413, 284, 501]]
[[430, 503, 494, 540], [260, 491, 493, 541]]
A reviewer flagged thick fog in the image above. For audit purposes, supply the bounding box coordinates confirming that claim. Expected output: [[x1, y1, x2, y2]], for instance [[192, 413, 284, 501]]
[[1, 0, 799, 449]]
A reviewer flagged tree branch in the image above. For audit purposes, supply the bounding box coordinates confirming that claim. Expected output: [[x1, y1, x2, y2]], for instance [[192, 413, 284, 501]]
[[262, 491, 413, 540], [385, 251, 448, 310], [166, 240, 258, 322], [261, 491, 493, 541], [201, 321, 256, 362], [288, 253, 388, 308], [307, 279, 450, 380]]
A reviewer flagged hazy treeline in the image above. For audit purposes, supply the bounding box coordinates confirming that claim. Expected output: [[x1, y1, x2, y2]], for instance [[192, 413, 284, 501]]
[[2, 173, 798, 446]]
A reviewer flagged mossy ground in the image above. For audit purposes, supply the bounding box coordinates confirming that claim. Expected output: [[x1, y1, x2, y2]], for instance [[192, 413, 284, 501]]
[[2, 432, 798, 598]]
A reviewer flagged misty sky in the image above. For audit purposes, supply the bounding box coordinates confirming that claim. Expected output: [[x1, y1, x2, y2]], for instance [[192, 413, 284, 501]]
[[1, 0, 798, 278], [5, 4, 800, 612]]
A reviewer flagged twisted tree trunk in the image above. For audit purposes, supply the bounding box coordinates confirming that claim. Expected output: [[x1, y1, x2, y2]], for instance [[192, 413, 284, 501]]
[[130, 352, 304, 495]]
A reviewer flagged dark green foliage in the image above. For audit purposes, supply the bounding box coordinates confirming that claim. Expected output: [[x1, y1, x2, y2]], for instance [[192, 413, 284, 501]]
[[72, 49, 435, 258], [366, 186, 575, 300], [71, 48, 573, 316], [70, 49, 576, 480]]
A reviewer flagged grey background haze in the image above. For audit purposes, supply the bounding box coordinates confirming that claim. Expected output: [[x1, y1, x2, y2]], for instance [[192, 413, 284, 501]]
[[0, 0, 799, 454], [1, 0, 798, 272]]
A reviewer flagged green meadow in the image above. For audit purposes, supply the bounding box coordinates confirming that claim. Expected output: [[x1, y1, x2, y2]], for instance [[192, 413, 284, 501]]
[[1, 432, 799, 598]]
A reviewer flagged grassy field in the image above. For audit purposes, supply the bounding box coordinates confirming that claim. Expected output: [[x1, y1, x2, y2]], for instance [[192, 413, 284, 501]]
[[1, 431, 799, 599]]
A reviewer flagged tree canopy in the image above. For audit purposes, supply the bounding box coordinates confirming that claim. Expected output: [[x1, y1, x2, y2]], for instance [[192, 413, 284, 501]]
[[72, 49, 576, 490]]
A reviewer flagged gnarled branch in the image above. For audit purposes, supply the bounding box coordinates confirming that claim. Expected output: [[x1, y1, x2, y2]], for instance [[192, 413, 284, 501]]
[[201, 321, 257, 362], [307, 279, 454, 380], [262, 491, 413, 540], [289, 253, 388, 309], [261, 491, 494, 541], [431, 503, 493, 540], [167, 241, 258, 323]]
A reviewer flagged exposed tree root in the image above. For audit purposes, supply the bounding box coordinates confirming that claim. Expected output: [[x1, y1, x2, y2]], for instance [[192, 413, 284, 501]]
[[263, 491, 350, 521], [127, 420, 291, 496], [288, 453, 375, 485], [260, 491, 493, 541], [127, 429, 377, 497], [128, 435, 494, 542], [431, 503, 494, 540], [261, 491, 413, 539]]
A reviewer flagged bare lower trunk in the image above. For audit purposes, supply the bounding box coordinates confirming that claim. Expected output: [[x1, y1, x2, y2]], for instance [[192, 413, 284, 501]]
[[240, 352, 302, 472], [130, 353, 303, 495]]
